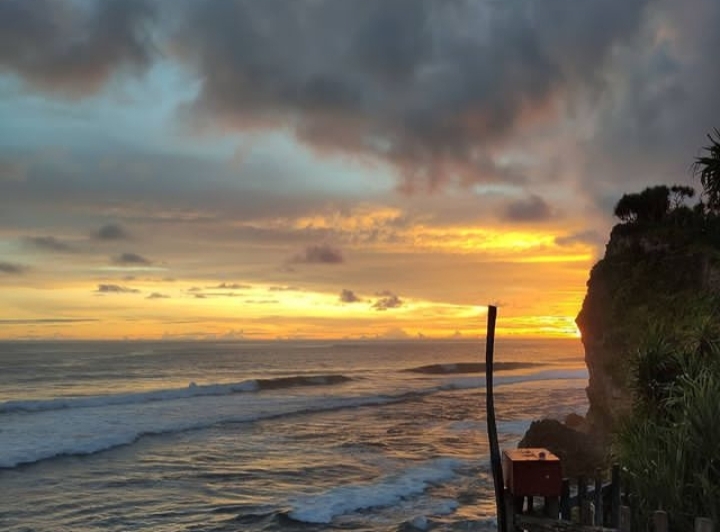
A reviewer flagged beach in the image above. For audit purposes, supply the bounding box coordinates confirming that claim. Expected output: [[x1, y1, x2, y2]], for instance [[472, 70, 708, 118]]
[[0, 338, 587, 531]]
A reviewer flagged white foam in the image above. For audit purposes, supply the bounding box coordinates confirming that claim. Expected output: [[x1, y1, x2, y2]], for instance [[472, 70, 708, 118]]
[[441, 368, 588, 391], [0, 391, 400, 468], [0, 367, 587, 469], [288, 457, 461, 524], [0, 380, 260, 414]]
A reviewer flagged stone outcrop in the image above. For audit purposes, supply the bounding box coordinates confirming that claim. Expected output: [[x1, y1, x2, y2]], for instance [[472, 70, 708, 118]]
[[519, 419, 605, 477], [576, 219, 720, 434], [520, 213, 720, 475]]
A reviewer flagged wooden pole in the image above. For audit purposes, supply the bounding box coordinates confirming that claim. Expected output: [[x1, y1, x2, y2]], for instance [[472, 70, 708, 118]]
[[485, 305, 507, 532]]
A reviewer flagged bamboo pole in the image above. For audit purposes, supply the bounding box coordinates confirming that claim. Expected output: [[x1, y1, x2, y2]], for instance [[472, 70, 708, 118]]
[[485, 305, 507, 532]]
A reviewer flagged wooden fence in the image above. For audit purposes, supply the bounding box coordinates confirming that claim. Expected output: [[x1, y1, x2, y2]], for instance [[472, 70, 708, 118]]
[[509, 466, 716, 532]]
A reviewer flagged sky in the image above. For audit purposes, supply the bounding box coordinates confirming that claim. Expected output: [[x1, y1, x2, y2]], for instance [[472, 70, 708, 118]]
[[1, 0, 719, 340]]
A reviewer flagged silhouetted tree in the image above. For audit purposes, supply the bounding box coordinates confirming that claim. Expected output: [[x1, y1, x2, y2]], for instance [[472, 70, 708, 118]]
[[693, 128, 720, 212], [615, 193, 642, 223], [614, 186, 670, 224], [670, 185, 695, 209]]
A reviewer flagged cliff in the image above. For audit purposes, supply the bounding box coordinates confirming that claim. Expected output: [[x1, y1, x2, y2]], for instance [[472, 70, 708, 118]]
[[576, 213, 720, 434]]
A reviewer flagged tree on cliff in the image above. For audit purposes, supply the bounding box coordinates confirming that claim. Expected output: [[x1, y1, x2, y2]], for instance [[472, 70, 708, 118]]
[[613, 185, 670, 223], [669, 185, 695, 209], [693, 128, 720, 211]]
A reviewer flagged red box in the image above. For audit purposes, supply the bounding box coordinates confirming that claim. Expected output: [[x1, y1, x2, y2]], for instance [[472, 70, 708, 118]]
[[502, 448, 562, 497]]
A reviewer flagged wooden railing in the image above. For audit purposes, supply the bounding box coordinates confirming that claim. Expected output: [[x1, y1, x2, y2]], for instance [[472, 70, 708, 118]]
[[509, 466, 716, 532]]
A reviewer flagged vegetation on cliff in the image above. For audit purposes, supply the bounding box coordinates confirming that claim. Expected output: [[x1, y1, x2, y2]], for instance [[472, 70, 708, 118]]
[[577, 130, 720, 530], [577, 130, 720, 432]]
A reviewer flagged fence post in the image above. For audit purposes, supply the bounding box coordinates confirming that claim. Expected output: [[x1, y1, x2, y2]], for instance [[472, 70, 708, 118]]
[[594, 469, 603, 526], [653, 510, 668, 532], [560, 479, 570, 521], [611, 465, 621, 528], [695, 517, 714, 532], [619, 505, 632, 532]]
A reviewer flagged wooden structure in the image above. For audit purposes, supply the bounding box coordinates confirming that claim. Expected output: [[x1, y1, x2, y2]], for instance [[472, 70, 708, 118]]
[[503, 448, 562, 518], [483, 308, 715, 532], [504, 465, 716, 532]]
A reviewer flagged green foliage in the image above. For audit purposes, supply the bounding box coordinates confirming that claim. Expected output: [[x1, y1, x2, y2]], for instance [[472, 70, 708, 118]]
[[614, 331, 720, 531], [597, 130, 720, 530], [694, 129, 720, 212], [614, 186, 671, 224]]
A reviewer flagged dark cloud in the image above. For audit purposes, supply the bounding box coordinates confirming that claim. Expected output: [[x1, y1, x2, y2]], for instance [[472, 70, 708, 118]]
[[95, 223, 129, 241], [0, 261, 28, 275], [555, 230, 606, 247], [340, 289, 362, 303], [372, 290, 403, 311], [178, 0, 651, 191], [146, 292, 170, 299], [112, 252, 151, 265], [502, 194, 552, 222], [291, 244, 344, 265], [95, 284, 139, 293], [0, 0, 156, 95], [24, 236, 74, 252], [581, 0, 720, 208]]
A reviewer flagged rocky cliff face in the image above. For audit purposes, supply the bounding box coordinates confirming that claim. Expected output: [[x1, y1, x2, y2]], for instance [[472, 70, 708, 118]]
[[576, 222, 720, 434]]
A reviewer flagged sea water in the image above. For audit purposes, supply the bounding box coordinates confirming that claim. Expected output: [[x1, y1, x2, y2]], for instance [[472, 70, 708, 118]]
[[0, 338, 587, 531]]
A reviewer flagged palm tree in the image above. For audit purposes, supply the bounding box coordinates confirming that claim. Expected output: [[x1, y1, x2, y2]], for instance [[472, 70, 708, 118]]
[[693, 128, 720, 212]]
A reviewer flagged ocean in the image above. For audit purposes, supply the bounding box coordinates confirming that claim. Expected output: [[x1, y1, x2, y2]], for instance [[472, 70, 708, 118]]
[[0, 338, 588, 532]]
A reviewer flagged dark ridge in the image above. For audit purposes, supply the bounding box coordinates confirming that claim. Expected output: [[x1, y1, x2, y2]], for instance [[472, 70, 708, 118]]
[[406, 362, 541, 375], [256, 374, 352, 390]]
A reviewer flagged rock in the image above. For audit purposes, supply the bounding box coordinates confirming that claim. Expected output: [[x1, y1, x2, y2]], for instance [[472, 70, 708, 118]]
[[563, 413, 586, 431], [518, 419, 605, 477]]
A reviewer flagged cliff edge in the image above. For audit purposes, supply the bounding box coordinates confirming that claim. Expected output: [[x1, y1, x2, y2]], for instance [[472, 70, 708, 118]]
[[576, 198, 720, 434]]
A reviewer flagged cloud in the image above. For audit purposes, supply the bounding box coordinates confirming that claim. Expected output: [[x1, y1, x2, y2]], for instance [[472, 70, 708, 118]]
[[177, 0, 651, 191], [95, 223, 129, 241], [214, 282, 249, 290], [291, 244, 344, 264], [340, 289, 362, 303], [379, 326, 410, 339], [269, 285, 299, 292], [95, 284, 139, 293], [112, 252, 151, 265], [502, 194, 553, 222], [555, 230, 606, 247], [146, 292, 170, 299], [0, 0, 157, 95], [0, 262, 27, 275], [24, 236, 74, 252], [0, 159, 27, 182], [372, 290, 403, 311]]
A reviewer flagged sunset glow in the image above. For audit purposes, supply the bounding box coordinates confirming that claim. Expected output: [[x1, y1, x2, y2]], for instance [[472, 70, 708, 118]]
[[0, 0, 713, 340]]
